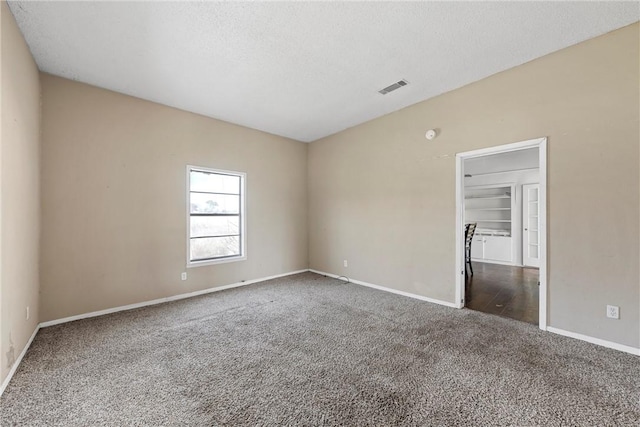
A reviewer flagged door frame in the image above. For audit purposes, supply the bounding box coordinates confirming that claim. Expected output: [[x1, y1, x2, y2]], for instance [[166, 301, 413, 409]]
[[455, 137, 548, 330]]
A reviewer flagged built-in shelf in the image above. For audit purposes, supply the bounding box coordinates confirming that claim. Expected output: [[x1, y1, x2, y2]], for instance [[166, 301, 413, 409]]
[[465, 195, 510, 200], [465, 167, 539, 178], [466, 184, 515, 265], [466, 208, 511, 211], [465, 184, 513, 236]]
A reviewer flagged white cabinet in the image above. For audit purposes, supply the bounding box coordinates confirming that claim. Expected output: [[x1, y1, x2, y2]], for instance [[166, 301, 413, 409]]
[[470, 235, 513, 264], [484, 236, 512, 262], [471, 236, 484, 259]]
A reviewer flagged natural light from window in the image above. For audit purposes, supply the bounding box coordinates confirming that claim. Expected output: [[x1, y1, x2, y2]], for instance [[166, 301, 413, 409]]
[[188, 166, 246, 266]]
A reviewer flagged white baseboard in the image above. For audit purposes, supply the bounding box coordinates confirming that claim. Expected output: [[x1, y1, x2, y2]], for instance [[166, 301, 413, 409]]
[[471, 259, 518, 267], [1, 269, 308, 398], [40, 269, 308, 328], [0, 325, 40, 397], [4, 270, 636, 399], [309, 269, 639, 356], [309, 269, 459, 308], [547, 326, 640, 356]]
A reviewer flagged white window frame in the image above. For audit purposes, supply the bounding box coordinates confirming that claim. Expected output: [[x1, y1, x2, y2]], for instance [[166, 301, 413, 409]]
[[186, 165, 247, 268]]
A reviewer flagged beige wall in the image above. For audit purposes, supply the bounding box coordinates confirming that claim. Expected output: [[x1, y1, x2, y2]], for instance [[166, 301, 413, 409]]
[[3, 6, 638, 370], [40, 75, 308, 321], [0, 1, 41, 384], [309, 23, 640, 348]]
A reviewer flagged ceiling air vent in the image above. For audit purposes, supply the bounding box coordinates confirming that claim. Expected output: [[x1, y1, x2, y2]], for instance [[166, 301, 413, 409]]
[[378, 79, 409, 95]]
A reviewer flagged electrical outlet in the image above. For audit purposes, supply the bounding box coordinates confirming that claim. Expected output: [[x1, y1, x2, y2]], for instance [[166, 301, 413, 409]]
[[181, 272, 187, 281], [26, 306, 30, 320], [343, 260, 348, 267], [606, 305, 619, 319]]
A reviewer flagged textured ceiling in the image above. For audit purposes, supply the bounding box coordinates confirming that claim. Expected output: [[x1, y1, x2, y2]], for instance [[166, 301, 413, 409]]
[[8, 1, 639, 142]]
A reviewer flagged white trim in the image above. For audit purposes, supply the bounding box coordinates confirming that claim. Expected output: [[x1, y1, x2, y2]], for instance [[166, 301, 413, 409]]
[[456, 137, 548, 329], [187, 255, 247, 268], [457, 138, 545, 159], [2, 269, 307, 397], [186, 165, 247, 268], [309, 269, 459, 308], [537, 140, 548, 330], [455, 155, 464, 308], [40, 269, 307, 328], [547, 326, 640, 356], [2, 271, 636, 399], [0, 325, 40, 397], [470, 259, 518, 267]]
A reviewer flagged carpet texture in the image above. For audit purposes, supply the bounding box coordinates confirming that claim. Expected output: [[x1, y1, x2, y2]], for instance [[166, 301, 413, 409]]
[[1, 272, 638, 426]]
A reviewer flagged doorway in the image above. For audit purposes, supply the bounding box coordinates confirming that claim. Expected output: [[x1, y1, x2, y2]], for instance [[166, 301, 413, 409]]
[[455, 138, 547, 329]]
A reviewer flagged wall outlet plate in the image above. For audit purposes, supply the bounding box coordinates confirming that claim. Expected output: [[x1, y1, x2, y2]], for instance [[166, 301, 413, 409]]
[[181, 272, 187, 281], [343, 260, 348, 267], [606, 305, 619, 319]]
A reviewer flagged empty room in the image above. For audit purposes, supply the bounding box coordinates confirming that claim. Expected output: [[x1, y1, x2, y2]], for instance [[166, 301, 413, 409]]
[[1, 1, 639, 425]]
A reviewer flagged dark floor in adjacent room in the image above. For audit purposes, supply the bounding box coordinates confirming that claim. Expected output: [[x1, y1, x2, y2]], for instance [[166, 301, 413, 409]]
[[466, 262, 539, 324]]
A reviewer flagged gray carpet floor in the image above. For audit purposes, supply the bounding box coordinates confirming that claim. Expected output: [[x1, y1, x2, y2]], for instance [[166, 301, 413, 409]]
[[1, 272, 638, 426]]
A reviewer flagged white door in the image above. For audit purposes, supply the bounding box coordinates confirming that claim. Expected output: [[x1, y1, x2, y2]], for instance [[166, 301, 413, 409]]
[[523, 184, 540, 267]]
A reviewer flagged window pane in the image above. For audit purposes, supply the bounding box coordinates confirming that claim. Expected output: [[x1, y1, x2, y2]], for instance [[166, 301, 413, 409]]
[[190, 171, 240, 194], [190, 216, 239, 238], [190, 236, 240, 260], [190, 193, 239, 214]]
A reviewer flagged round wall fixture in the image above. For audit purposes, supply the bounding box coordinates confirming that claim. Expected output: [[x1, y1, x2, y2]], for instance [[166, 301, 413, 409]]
[[425, 129, 437, 140]]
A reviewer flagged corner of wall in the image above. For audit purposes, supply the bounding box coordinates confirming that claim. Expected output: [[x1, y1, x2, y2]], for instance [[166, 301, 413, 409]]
[[0, 0, 42, 388]]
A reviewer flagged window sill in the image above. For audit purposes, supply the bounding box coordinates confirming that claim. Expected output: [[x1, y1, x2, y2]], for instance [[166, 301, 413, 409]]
[[187, 255, 246, 268]]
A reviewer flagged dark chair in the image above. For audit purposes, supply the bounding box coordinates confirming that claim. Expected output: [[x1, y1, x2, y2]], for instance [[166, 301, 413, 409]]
[[465, 223, 477, 276]]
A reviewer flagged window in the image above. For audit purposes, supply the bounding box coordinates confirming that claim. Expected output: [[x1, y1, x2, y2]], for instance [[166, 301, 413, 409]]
[[187, 166, 246, 266]]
